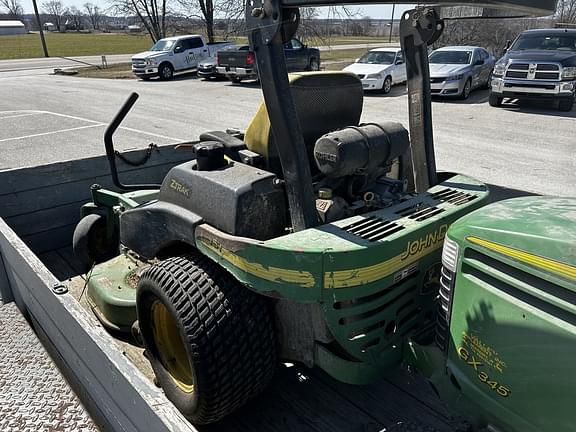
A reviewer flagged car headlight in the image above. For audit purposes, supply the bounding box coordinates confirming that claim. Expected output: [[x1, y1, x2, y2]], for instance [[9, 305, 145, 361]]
[[562, 67, 576, 80], [446, 74, 464, 81], [145, 59, 157, 66], [366, 73, 383, 80], [493, 60, 507, 77]]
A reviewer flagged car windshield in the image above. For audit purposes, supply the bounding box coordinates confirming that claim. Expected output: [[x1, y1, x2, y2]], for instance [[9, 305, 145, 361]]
[[357, 51, 396, 65], [429, 50, 472, 64], [511, 34, 576, 51], [150, 40, 176, 51]]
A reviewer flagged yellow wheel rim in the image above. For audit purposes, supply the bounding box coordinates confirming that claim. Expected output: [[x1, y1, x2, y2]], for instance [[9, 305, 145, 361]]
[[151, 301, 195, 393]]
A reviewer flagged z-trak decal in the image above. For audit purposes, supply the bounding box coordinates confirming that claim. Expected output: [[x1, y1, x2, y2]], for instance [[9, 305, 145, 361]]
[[325, 225, 448, 288], [467, 236, 576, 281]]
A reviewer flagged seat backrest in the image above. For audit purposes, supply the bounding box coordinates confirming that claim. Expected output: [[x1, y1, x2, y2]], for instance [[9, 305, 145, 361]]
[[244, 71, 364, 174]]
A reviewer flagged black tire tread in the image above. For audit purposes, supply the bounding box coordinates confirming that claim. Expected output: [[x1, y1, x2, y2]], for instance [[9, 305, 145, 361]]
[[558, 97, 574, 112], [137, 253, 277, 424]]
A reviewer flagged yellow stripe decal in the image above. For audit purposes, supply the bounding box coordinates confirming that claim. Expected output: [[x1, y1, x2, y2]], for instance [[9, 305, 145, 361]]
[[467, 236, 576, 281], [324, 240, 444, 289], [200, 239, 316, 288]]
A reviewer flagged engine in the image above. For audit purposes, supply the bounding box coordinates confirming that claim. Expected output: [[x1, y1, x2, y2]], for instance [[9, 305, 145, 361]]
[[312, 122, 411, 222]]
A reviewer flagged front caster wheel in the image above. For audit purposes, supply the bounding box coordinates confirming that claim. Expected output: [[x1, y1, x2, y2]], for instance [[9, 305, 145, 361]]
[[137, 253, 277, 424]]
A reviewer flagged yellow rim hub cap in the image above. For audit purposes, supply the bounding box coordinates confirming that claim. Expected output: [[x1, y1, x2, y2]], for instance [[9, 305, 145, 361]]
[[151, 301, 195, 393]]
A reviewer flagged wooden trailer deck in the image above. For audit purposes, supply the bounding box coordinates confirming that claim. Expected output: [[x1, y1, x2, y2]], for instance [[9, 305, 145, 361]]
[[40, 245, 462, 432]]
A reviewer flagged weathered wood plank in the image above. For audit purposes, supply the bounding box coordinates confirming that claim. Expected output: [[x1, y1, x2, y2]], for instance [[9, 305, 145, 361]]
[[384, 369, 452, 419], [21, 224, 76, 255], [0, 145, 192, 195], [199, 364, 385, 432], [57, 246, 86, 276], [0, 164, 173, 219], [38, 250, 79, 281], [309, 367, 453, 431], [5, 201, 84, 238]]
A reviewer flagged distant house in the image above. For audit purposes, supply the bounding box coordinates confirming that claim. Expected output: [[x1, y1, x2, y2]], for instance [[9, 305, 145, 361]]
[[44, 22, 57, 31], [127, 24, 141, 33], [0, 20, 26, 36]]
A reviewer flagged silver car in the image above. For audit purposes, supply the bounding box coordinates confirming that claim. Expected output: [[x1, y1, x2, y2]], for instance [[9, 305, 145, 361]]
[[429, 46, 496, 99]]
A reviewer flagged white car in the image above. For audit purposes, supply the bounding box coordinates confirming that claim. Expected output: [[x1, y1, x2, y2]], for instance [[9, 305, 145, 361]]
[[343, 47, 407, 93], [131, 35, 234, 81]]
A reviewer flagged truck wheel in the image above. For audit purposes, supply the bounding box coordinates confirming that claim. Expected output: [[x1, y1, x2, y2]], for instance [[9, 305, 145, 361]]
[[73, 214, 117, 274], [489, 92, 503, 107], [137, 254, 277, 424], [231, 76, 242, 84], [159, 63, 174, 81], [308, 58, 320, 71], [459, 78, 472, 100], [381, 76, 392, 94], [558, 97, 574, 112]]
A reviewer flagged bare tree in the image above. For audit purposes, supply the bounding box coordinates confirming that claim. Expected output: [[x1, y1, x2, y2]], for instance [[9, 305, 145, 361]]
[[43, 0, 68, 31], [67, 6, 85, 31], [110, 0, 167, 42], [83, 2, 102, 29], [176, 0, 216, 42], [556, 0, 576, 23], [0, 0, 23, 19]]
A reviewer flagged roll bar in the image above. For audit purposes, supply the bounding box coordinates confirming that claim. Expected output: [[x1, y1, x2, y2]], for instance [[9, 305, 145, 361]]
[[246, 0, 555, 232]]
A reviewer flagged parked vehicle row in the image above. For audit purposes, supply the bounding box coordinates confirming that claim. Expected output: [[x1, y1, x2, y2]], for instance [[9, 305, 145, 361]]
[[342, 45, 495, 99], [131, 32, 574, 111], [132, 35, 321, 83], [131, 35, 235, 81]]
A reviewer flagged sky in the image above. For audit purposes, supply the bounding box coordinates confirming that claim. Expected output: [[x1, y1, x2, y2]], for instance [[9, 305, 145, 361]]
[[20, 0, 415, 20]]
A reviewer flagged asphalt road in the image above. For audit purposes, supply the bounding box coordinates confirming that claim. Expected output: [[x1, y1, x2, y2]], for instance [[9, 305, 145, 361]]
[[0, 72, 574, 197]]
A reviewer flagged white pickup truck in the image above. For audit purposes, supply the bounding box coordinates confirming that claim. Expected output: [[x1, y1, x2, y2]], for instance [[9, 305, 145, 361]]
[[131, 35, 234, 81]]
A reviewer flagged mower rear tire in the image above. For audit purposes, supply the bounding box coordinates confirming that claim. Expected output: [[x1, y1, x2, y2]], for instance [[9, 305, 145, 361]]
[[72, 214, 117, 274], [136, 254, 277, 424]]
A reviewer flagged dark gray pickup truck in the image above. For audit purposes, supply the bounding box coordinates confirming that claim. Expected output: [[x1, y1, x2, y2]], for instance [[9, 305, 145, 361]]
[[216, 38, 321, 83], [490, 28, 576, 111]]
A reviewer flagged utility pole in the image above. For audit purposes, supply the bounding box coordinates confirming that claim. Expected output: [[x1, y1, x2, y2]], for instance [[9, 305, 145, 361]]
[[388, 2, 396, 43], [31, 0, 49, 57]]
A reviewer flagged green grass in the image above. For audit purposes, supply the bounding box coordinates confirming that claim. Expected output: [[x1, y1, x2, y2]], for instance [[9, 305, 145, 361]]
[[0, 32, 153, 60], [0, 32, 394, 60], [74, 62, 135, 79]]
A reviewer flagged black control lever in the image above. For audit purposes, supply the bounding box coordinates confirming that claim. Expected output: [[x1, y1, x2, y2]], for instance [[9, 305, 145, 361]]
[[104, 92, 161, 191]]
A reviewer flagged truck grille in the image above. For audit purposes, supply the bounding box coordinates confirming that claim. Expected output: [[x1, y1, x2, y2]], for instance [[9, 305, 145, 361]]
[[505, 62, 561, 81], [132, 59, 145, 66]]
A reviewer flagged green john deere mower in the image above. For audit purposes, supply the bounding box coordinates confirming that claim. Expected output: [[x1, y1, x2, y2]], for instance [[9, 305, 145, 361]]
[[72, 0, 563, 428], [408, 196, 576, 432]]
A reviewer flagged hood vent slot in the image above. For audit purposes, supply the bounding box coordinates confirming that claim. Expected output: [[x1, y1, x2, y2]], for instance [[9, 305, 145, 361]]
[[430, 188, 478, 206], [342, 216, 405, 242]]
